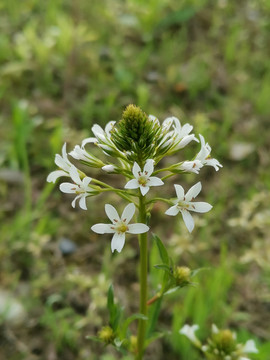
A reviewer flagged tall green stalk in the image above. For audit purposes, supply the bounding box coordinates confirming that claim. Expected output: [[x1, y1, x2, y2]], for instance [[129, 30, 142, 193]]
[[136, 194, 148, 360]]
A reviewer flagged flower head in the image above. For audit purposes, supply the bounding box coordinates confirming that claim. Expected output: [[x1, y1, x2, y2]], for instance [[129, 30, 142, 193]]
[[125, 159, 164, 196], [165, 182, 212, 232], [47, 143, 73, 183], [91, 203, 149, 252], [59, 165, 93, 210]]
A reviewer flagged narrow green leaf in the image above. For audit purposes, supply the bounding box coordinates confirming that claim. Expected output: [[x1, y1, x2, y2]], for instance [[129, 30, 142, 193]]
[[152, 233, 169, 265], [146, 297, 162, 338], [107, 284, 115, 314], [122, 313, 148, 337], [154, 264, 173, 275]]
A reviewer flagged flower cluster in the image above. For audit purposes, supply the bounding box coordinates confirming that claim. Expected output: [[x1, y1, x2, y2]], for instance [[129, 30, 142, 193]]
[[180, 324, 258, 360], [47, 105, 222, 252]]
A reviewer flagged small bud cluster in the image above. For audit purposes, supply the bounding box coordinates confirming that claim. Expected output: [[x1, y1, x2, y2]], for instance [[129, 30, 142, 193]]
[[180, 324, 258, 360]]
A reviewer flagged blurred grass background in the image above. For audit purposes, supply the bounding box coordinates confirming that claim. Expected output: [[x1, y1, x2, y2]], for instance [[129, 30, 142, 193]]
[[0, 0, 270, 359]]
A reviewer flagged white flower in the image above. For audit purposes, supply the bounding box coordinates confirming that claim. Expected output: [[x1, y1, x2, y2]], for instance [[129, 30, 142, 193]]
[[242, 339, 258, 354], [47, 143, 73, 183], [196, 134, 223, 171], [91, 203, 149, 253], [81, 121, 117, 155], [125, 159, 164, 196], [165, 182, 212, 232], [161, 117, 198, 151], [69, 145, 104, 167], [59, 165, 93, 210], [179, 324, 200, 345], [178, 160, 204, 174]]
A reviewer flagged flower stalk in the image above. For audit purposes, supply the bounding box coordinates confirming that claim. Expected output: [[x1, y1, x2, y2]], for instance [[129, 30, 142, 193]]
[[136, 193, 148, 360]]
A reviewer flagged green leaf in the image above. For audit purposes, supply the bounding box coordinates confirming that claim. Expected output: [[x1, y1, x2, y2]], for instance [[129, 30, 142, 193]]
[[154, 264, 173, 275], [107, 284, 122, 331], [146, 297, 162, 338], [163, 286, 181, 295], [152, 234, 170, 265], [122, 313, 148, 337], [85, 335, 103, 343], [190, 267, 210, 278]]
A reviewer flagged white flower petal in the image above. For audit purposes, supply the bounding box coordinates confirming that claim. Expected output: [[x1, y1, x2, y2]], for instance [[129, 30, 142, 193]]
[[181, 210, 194, 232], [82, 137, 97, 147], [206, 158, 223, 171], [47, 170, 68, 183], [82, 176, 92, 188], [132, 162, 141, 178], [127, 223, 149, 234], [91, 223, 115, 234], [102, 165, 116, 172], [148, 177, 164, 187], [71, 195, 80, 208], [121, 203, 135, 224], [242, 340, 258, 354], [189, 202, 212, 213], [92, 124, 106, 141], [185, 182, 202, 202], [105, 204, 120, 223], [79, 195, 87, 210], [111, 232, 125, 253], [69, 165, 81, 184], [125, 179, 139, 189], [60, 182, 76, 194], [144, 159, 154, 176], [211, 324, 219, 334], [55, 154, 68, 169], [165, 205, 179, 216], [140, 185, 149, 196], [174, 184, 185, 200], [105, 121, 115, 136]]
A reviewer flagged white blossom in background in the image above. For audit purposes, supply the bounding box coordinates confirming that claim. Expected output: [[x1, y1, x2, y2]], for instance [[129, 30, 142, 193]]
[[241, 339, 258, 355], [47, 143, 73, 183], [165, 182, 212, 232], [59, 165, 93, 210], [179, 324, 200, 346], [125, 159, 164, 196], [91, 203, 149, 253]]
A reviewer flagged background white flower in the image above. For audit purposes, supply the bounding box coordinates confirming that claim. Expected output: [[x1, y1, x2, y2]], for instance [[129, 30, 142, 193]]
[[125, 159, 164, 196], [91, 203, 149, 252], [59, 165, 93, 210], [165, 182, 212, 232], [241, 339, 258, 354], [179, 324, 200, 345], [47, 143, 73, 183]]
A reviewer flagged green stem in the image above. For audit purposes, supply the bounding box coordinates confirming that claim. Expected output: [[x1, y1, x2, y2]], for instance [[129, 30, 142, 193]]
[[136, 194, 148, 360]]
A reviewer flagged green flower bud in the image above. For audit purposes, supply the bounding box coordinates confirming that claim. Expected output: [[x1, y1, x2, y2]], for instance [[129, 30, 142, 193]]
[[111, 104, 162, 163], [174, 266, 191, 286], [98, 326, 115, 344], [129, 335, 138, 354], [212, 329, 236, 354]]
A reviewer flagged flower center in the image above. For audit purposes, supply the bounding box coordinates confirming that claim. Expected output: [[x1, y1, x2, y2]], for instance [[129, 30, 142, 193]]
[[138, 175, 148, 186], [116, 222, 129, 233]]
